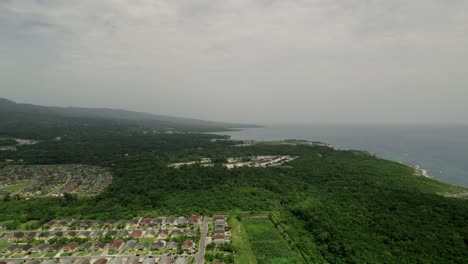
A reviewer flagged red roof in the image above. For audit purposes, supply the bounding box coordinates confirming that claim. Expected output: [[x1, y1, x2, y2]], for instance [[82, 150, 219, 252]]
[[64, 241, 79, 251], [67, 231, 77, 237], [214, 215, 225, 220], [95, 259, 107, 264], [110, 240, 124, 249], [158, 229, 169, 236], [131, 230, 142, 238], [189, 215, 199, 224], [182, 240, 194, 249], [213, 234, 225, 240], [142, 217, 153, 224], [46, 220, 55, 226]]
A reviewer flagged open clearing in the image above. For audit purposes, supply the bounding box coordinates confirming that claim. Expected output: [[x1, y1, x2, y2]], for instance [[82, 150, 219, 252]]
[[242, 218, 304, 264]]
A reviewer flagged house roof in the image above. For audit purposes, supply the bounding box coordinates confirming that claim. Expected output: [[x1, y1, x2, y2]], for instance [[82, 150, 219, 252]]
[[189, 215, 199, 224], [64, 241, 79, 251], [21, 244, 33, 251], [182, 240, 193, 249], [110, 240, 124, 249], [131, 230, 142, 238], [159, 256, 172, 264], [95, 258, 108, 264], [167, 241, 178, 249], [126, 257, 139, 264], [214, 233, 225, 240], [175, 258, 188, 264]]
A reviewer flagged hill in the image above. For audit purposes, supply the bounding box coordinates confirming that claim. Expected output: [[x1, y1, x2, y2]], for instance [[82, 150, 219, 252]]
[[0, 98, 258, 139]]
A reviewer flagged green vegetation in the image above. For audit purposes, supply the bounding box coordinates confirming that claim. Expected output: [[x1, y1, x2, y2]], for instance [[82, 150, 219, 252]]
[[0, 108, 467, 263], [0, 181, 31, 193], [0, 138, 16, 146], [242, 218, 304, 264], [231, 217, 257, 264]]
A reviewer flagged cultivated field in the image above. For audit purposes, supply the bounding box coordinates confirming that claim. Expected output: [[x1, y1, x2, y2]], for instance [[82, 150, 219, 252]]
[[242, 219, 304, 264]]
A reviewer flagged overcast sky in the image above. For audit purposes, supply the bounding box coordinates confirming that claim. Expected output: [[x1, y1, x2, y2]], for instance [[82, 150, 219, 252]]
[[1, 0, 467, 124]]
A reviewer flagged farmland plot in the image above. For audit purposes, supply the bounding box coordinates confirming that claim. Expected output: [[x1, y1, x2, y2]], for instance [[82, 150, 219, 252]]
[[242, 219, 304, 264]]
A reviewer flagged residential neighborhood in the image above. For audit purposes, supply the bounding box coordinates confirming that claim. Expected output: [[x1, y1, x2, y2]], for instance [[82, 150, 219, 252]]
[[0, 215, 233, 264], [0, 165, 112, 198]]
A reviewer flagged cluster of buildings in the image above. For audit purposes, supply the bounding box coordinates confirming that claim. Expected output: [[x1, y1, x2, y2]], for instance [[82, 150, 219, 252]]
[[225, 155, 297, 169], [168, 155, 298, 170], [212, 216, 229, 245], [0, 216, 203, 263], [0, 165, 112, 198], [0, 255, 189, 264]]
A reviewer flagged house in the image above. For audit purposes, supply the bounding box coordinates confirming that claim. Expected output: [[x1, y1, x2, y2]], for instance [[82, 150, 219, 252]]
[[159, 256, 172, 264], [175, 217, 187, 226], [152, 241, 165, 251], [109, 240, 124, 250], [94, 258, 108, 264], [11, 232, 24, 240], [26, 232, 37, 239], [78, 231, 92, 239], [44, 220, 55, 228], [49, 243, 63, 252], [214, 228, 225, 234], [189, 215, 199, 225], [171, 229, 183, 237], [122, 239, 137, 251], [214, 215, 225, 221], [63, 241, 79, 252], [182, 240, 194, 251], [21, 244, 33, 253], [24, 260, 40, 264], [1, 244, 17, 254], [93, 230, 105, 237], [129, 217, 141, 227], [142, 257, 155, 264], [145, 229, 156, 238], [213, 233, 226, 245], [94, 242, 107, 251], [117, 230, 129, 238], [140, 217, 153, 226], [151, 218, 163, 226], [78, 242, 92, 251], [66, 231, 78, 238], [42, 260, 57, 264], [175, 258, 188, 264], [131, 229, 143, 238], [109, 258, 123, 264], [54, 231, 64, 238], [75, 258, 90, 264], [105, 219, 117, 227], [215, 219, 225, 227], [185, 228, 197, 237], [158, 229, 169, 239], [126, 257, 139, 264], [167, 241, 178, 250], [60, 259, 73, 264], [166, 216, 177, 225], [38, 231, 50, 239], [32, 243, 49, 253], [137, 241, 150, 251], [108, 230, 118, 236]]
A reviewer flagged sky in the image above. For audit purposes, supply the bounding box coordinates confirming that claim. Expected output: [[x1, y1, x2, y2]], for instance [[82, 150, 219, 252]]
[[1, 0, 467, 124]]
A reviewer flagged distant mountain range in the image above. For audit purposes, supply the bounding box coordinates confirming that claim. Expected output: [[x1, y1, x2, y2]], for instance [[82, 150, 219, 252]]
[[0, 97, 259, 131]]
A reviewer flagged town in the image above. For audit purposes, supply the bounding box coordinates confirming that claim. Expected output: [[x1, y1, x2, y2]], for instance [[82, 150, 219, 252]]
[[0, 165, 112, 199], [168, 155, 297, 169], [0, 215, 232, 264]]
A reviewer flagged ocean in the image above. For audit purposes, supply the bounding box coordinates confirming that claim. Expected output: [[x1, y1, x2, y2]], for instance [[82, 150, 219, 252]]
[[215, 124, 468, 187]]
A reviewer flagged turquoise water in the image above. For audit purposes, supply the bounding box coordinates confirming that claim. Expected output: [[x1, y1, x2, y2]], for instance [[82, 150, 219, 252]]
[[216, 124, 468, 187]]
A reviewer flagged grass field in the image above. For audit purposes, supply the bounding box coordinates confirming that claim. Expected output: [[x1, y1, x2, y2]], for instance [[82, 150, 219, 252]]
[[231, 216, 257, 264], [0, 181, 31, 193], [242, 219, 304, 264]]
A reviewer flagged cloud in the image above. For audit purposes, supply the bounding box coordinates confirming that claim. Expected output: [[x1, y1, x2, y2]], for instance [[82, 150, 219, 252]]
[[1, 0, 467, 123]]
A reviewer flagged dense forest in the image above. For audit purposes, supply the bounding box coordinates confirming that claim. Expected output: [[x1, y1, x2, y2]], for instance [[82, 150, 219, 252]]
[[0, 112, 467, 263]]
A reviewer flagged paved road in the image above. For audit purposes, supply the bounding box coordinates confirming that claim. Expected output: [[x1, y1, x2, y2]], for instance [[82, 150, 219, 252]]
[[196, 216, 209, 264]]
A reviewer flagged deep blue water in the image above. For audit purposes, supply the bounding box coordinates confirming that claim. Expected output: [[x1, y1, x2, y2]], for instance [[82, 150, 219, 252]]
[[216, 124, 468, 187]]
